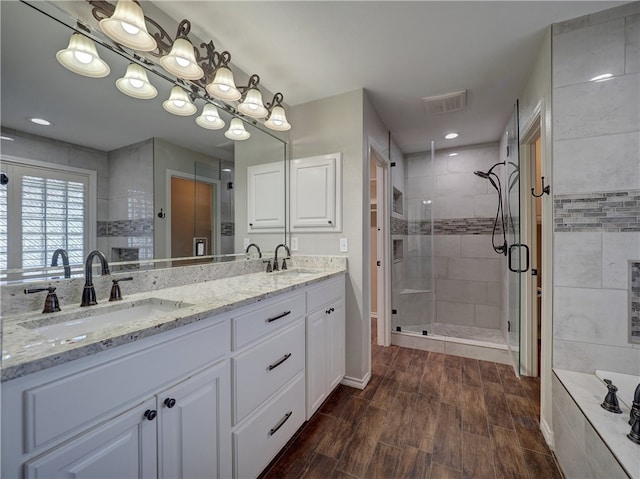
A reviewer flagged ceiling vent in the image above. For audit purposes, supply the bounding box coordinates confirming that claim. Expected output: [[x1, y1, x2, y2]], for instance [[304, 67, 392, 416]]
[[422, 90, 467, 114]]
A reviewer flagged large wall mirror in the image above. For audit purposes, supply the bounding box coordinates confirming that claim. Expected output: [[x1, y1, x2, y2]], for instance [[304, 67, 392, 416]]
[[0, 1, 288, 283]]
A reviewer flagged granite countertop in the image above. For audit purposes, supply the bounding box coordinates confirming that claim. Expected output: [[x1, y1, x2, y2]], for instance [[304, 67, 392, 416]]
[[1, 268, 345, 382]]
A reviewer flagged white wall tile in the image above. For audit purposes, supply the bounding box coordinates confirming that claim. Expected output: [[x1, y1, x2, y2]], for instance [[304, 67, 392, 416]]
[[589, 2, 640, 26], [472, 194, 500, 218], [434, 235, 461, 257], [602, 232, 640, 289], [553, 132, 640, 194], [475, 304, 501, 329], [486, 282, 501, 306], [553, 232, 602, 288], [584, 419, 629, 478], [627, 13, 640, 74], [448, 257, 501, 282], [443, 341, 510, 364], [461, 235, 499, 259], [553, 18, 625, 88], [406, 175, 433, 199], [433, 196, 475, 219], [434, 256, 448, 279], [553, 73, 640, 141], [436, 279, 486, 304], [553, 286, 627, 347], [553, 339, 640, 375], [405, 156, 432, 178], [445, 145, 499, 174], [436, 300, 475, 326], [436, 172, 488, 197]]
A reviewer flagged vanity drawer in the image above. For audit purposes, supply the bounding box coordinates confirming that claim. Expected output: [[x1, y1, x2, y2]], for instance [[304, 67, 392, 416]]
[[232, 292, 305, 350], [23, 318, 229, 453], [306, 275, 345, 312], [233, 373, 305, 479], [232, 320, 305, 424]]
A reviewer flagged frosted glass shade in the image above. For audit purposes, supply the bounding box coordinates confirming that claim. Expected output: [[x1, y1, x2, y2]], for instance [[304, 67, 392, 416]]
[[238, 88, 268, 119], [99, 0, 156, 52], [115, 63, 157, 99], [224, 118, 250, 140], [265, 105, 291, 131], [206, 66, 241, 101], [196, 104, 225, 130], [159, 37, 204, 80], [162, 86, 197, 116], [56, 33, 110, 78]]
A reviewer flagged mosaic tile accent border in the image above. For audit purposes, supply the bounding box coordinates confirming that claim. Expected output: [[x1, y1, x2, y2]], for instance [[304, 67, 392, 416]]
[[97, 219, 154, 237], [221, 222, 234, 236], [631, 261, 640, 344], [554, 190, 640, 232], [392, 217, 501, 235]]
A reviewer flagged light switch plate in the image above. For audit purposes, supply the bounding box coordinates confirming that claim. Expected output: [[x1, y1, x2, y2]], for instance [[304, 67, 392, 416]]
[[339, 238, 348, 253], [290, 237, 299, 251], [243, 238, 250, 249]]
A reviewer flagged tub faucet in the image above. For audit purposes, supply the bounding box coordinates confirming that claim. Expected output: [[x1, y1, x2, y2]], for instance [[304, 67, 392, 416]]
[[51, 248, 71, 278], [81, 250, 110, 307], [245, 243, 262, 258], [273, 244, 290, 271]]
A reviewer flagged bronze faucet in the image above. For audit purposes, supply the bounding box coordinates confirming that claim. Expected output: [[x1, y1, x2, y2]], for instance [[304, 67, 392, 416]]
[[245, 243, 262, 258], [24, 286, 61, 313], [51, 248, 71, 278], [81, 250, 110, 306], [273, 244, 291, 271]]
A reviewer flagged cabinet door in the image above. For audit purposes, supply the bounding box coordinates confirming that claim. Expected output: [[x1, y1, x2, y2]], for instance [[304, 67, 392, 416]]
[[327, 299, 346, 392], [247, 161, 285, 231], [24, 398, 157, 479], [159, 360, 231, 479], [291, 153, 341, 231], [305, 309, 327, 419]]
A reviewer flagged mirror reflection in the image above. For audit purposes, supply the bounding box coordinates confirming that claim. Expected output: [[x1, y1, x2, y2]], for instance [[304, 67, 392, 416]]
[[0, 1, 287, 283]]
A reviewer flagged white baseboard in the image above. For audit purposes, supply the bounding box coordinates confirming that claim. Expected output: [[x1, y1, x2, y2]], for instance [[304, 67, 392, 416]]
[[541, 417, 554, 449], [341, 371, 371, 390]]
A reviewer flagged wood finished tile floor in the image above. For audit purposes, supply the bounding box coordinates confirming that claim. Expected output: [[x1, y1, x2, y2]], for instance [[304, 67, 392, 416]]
[[259, 324, 563, 479]]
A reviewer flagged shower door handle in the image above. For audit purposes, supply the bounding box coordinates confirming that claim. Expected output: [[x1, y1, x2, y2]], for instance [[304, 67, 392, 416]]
[[508, 243, 530, 273]]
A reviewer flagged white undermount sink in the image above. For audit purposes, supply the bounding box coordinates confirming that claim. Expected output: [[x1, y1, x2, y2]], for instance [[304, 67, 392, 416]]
[[19, 298, 192, 342]]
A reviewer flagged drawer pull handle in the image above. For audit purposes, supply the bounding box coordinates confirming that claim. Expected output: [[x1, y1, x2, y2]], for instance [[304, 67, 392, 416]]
[[267, 353, 292, 371], [144, 409, 157, 421], [266, 310, 291, 323], [269, 411, 293, 436], [164, 398, 176, 408]]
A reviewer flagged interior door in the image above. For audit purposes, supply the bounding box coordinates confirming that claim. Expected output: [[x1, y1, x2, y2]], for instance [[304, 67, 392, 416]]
[[506, 101, 523, 374], [171, 176, 213, 258]]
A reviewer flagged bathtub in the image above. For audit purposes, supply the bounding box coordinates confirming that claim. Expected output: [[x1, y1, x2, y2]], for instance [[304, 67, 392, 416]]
[[553, 369, 639, 478]]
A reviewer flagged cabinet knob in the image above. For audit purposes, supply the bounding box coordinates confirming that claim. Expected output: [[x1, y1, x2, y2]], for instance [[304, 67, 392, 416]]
[[164, 398, 176, 408], [144, 409, 157, 421]]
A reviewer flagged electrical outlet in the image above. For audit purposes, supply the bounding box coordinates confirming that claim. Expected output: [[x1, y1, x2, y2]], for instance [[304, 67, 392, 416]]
[[339, 238, 348, 253], [243, 238, 250, 249], [290, 237, 299, 251]]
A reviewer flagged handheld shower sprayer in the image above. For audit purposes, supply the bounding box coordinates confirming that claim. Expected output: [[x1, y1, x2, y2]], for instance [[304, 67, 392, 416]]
[[474, 162, 508, 255]]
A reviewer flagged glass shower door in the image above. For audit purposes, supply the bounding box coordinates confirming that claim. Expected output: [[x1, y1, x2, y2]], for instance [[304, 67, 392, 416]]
[[505, 101, 523, 374]]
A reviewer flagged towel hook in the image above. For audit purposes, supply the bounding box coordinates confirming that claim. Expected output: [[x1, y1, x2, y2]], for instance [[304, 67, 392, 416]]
[[531, 176, 550, 198]]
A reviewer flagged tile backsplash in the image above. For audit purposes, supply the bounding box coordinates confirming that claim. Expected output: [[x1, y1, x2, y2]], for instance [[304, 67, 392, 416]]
[[631, 260, 640, 344], [554, 189, 640, 232]]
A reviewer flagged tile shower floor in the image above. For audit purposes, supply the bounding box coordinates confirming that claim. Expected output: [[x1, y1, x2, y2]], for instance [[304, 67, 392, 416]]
[[259, 324, 561, 479]]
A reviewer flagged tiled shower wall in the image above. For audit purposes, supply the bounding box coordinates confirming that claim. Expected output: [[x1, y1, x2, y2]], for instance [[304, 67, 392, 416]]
[[433, 144, 504, 330], [552, 2, 640, 374]]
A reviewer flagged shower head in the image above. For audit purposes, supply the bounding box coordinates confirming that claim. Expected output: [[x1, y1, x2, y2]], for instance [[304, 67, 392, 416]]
[[474, 170, 490, 179]]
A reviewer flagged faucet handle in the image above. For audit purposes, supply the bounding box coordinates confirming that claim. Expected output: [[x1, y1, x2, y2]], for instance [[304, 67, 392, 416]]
[[263, 260, 273, 273], [281, 258, 288, 270], [109, 277, 133, 301], [24, 287, 61, 313]]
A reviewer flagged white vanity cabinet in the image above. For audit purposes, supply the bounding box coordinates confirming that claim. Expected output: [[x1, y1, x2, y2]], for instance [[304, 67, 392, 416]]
[[2, 317, 232, 479], [305, 275, 346, 419]]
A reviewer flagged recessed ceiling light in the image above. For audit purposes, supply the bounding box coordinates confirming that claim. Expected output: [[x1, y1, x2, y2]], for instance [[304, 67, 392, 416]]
[[0, 135, 15, 141], [222, 168, 232, 172], [448, 152, 459, 157], [30, 118, 51, 126], [444, 132, 458, 140], [422, 200, 432, 205], [589, 73, 613, 82]]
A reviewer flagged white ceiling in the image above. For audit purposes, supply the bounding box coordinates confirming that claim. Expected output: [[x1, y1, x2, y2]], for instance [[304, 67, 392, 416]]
[[155, 1, 624, 153]]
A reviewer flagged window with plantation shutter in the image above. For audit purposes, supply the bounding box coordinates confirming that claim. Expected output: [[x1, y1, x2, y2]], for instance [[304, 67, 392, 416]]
[[1, 158, 95, 281]]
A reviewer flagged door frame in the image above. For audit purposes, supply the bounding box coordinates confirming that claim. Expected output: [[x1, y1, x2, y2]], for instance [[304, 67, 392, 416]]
[[369, 146, 391, 347], [165, 169, 221, 258]]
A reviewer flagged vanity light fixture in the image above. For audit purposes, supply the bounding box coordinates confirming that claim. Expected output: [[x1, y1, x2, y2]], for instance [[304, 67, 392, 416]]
[[30, 118, 52, 126], [56, 32, 110, 78], [99, 0, 157, 52], [159, 20, 204, 81], [204, 49, 242, 102], [116, 63, 157, 99], [238, 75, 268, 119], [224, 118, 250, 141], [444, 132, 459, 140], [162, 86, 197, 116], [195, 103, 225, 130], [265, 92, 291, 131]]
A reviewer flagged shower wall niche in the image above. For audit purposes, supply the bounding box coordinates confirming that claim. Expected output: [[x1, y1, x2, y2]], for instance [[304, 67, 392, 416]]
[[391, 150, 434, 333]]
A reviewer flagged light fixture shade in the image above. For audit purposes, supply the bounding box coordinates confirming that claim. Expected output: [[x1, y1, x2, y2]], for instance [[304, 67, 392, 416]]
[[265, 105, 291, 131], [162, 86, 197, 116], [196, 104, 225, 130], [99, 0, 157, 52], [206, 66, 241, 101], [115, 63, 157, 99], [224, 118, 250, 140], [159, 37, 204, 80], [56, 33, 110, 78], [238, 88, 268, 119]]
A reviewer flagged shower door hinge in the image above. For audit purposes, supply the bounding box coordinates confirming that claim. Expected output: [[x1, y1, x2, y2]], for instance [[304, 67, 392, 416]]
[[507, 145, 510, 157], [376, 260, 381, 266], [392, 309, 397, 314], [390, 162, 396, 167], [507, 320, 511, 332], [531, 269, 538, 276]]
